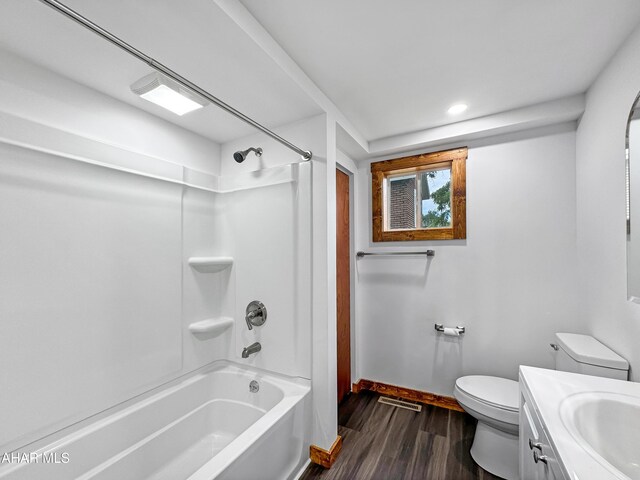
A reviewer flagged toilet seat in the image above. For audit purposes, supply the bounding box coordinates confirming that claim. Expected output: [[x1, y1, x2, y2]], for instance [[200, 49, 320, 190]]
[[454, 375, 521, 479], [454, 376, 519, 427]]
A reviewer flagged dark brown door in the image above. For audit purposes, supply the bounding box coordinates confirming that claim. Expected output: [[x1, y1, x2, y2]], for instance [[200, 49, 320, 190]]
[[336, 169, 351, 404]]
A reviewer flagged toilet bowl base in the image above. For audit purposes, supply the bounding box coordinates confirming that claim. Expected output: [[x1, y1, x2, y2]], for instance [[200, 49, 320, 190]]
[[470, 421, 519, 480]]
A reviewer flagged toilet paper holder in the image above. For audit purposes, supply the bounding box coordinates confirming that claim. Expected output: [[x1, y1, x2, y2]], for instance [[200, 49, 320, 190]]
[[434, 323, 465, 335]]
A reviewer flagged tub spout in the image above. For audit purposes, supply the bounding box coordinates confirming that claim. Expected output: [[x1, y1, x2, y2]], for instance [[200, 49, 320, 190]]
[[242, 342, 261, 358]]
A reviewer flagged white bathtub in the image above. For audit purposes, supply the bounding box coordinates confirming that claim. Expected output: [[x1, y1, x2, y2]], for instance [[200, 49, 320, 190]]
[[0, 362, 311, 480]]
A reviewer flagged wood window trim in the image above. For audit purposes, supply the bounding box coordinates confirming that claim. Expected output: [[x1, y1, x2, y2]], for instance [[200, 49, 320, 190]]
[[371, 147, 467, 242]]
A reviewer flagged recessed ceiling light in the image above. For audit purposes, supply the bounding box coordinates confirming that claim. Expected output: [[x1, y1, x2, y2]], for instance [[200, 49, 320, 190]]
[[131, 72, 208, 116], [447, 103, 468, 115]]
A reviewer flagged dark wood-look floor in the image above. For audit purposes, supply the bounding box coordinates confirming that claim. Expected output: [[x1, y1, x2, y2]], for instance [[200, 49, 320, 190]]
[[300, 391, 502, 480]]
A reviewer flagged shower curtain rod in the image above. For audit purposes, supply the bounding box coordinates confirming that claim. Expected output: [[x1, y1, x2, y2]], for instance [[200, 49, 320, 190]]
[[37, 0, 313, 161]]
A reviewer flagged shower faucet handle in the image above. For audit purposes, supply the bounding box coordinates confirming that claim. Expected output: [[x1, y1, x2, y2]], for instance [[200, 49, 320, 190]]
[[245, 301, 267, 330]]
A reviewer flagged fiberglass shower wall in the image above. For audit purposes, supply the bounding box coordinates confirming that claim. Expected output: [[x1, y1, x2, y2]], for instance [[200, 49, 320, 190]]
[[0, 47, 319, 454], [219, 114, 323, 380], [0, 47, 238, 453]]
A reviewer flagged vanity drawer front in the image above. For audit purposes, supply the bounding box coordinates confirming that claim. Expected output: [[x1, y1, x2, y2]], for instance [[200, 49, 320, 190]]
[[520, 399, 565, 479]]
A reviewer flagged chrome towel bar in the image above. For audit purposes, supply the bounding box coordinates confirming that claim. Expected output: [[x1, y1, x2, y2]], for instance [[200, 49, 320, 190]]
[[356, 250, 435, 258]]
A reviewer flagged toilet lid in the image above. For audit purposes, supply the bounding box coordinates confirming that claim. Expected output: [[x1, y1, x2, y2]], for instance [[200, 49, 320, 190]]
[[455, 376, 519, 412]]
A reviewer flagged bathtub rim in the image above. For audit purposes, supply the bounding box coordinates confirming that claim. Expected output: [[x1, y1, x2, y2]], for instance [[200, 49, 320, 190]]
[[1, 360, 310, 473], [186, 368, 311, 479]]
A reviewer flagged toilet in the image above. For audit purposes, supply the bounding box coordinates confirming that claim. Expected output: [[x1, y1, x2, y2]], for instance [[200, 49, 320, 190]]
[[454, 333, 629, 480]]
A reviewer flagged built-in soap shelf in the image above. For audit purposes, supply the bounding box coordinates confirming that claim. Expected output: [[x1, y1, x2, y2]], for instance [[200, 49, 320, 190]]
[[188, 317, 233, 335], [188, 256, 233, 273]]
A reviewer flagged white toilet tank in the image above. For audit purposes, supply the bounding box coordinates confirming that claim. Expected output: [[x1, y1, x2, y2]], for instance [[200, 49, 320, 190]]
[[554, 333, 629, 380]]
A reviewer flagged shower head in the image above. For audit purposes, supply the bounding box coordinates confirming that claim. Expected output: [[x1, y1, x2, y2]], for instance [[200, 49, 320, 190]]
[[233, 147, 263, 163]]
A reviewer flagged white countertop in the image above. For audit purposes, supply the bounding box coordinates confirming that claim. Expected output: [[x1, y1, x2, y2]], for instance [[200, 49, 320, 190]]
[[519, 366, 640, 480]]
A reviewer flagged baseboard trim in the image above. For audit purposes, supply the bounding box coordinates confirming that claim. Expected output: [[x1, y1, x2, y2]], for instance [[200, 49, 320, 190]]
[[352, 379, 463, 412], [309, 435, 342, 468]]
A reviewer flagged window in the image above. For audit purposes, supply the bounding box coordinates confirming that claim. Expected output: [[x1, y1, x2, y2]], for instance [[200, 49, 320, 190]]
[[371, 147, 467, 241]]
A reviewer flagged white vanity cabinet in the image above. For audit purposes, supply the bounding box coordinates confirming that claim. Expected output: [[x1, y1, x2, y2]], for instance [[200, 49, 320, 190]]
[[519, 380, 566, 480], [519, 366, 640, 480]]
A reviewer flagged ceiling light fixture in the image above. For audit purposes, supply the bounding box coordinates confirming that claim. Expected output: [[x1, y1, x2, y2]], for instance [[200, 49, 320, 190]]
[[131, 72, 208, 116], [447, 103, 468, 115]]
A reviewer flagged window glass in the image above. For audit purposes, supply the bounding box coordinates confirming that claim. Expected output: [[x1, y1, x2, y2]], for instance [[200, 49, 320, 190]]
[[388, 175, 416, 229], [420, 168, 451, 228]]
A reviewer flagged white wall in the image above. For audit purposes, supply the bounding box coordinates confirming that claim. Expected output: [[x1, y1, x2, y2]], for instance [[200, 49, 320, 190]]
[[311, 116, 337, 450], [0, 47, 221, 176], [576, 24, 640, 381], [355, 126, 581, 396], [220, 114, 325, 175]]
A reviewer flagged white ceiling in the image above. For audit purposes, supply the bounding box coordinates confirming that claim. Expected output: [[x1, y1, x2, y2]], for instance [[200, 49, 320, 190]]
[[0, 0, 321, 144], [1, 1, 640, 148], [240, 0, 640, 141]]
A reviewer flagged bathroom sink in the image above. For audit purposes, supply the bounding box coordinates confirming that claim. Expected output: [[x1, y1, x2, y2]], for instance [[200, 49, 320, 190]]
[[560, 392, 640, 479]]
